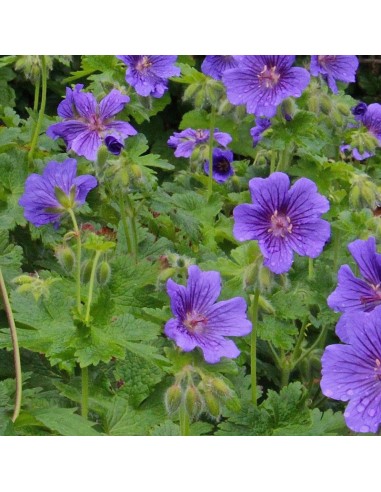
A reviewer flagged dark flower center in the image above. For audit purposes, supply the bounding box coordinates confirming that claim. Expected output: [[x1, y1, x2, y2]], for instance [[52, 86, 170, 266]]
[[136, 56, 152, 72], [183, 311, 208, 334], [359, 283, 381, 311], [268, 210, 293, 238], [215, 157, 231, 174], [258, 65, 280, 89]]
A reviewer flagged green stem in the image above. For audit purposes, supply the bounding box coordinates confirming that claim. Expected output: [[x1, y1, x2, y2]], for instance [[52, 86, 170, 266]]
[[0, 269, 22, 422], [276, 145, 293, 172], [270, 150, 277, 174], [85, 250, 102, 325], [118, 191, 133, 256], [81, 366, 89, 419], [308, 257, 314, 280], [292, 320, 310, 362], [179, 403, 190, 436], [124, 193, 138, 261], [333, 229, 341, 272], [68, 209, 82, 314], [280, 365, 290, 387], [250, 287, 260, 407], [293, 325, 329, 368], [33, 76, 40, 112], [28, 55, 48, 168], [207, 107, 216, 199], [268, 342, 282, 368]]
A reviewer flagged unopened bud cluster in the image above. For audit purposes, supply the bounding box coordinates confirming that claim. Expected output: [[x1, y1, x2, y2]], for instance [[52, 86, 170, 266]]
[[164, 366, 240, 422]]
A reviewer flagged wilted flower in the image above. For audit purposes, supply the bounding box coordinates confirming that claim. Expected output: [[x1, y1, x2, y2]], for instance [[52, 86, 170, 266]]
[[116, 55, 180, 98], [310, 55, 359, 93], [203, 148, 234, 183], [352, 102, 368, 120], [104, 135, 124, 155], [250, 118, 272, 146], [328, 237, 381, 342], [201, 56, 241, 81], [223, 56, 310, 117], [47, 85, 136, 161], [18, 158, 97, 227], [321, 309, 381, 433], [165, 265, 252, 363], [167, 128, 232, 158], [233, 172, 330, 274]]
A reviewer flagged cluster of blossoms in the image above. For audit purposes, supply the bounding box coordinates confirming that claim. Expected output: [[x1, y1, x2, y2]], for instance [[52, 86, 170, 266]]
[[341, 103, 381, 161], [321, 237, 381, 433], [168, 128, 234, 183], [19, 54, 381, 436]]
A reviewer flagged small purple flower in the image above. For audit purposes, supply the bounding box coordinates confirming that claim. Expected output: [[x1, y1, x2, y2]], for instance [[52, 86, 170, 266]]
[[321, 309, 381, 433], [250, 118, 272, 146], [340, 103, 381, 161], [105, 135, 124, 155], [233, 172, 330, 274], [18, 158, 97, 227], [47, 86, 136, 161], [223, 56, 310, 117], [116, 56, 180, 98], [165, 265, 252, 363], [328, 237, 381, 342], [167, 128, 232, 158], [201, 56, 241, 81], [203, 148, 234, 183], [310, 56, 359, 93]]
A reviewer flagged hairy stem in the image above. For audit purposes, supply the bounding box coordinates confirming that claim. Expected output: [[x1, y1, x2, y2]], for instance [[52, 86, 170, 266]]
[[179, 403, 190, 436], [124, 193, 138, 262], [308, 257, 314, 280], [207, 107, 216, 199], [33, 76, 40, 112], [68, 209, 82, 314], [81, 366, 89, 419], [28, 55, 48, 168], [85, 250, 102, 325], [250, 287, 260, 406], [0, 269, 22, 422]]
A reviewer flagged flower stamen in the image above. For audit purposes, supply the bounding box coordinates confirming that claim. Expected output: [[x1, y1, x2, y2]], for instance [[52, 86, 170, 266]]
[[268, 210, 293, 237], [258, 65, 280, 89]]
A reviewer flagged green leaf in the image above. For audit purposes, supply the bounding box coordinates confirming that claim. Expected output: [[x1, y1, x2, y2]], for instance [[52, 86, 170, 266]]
[[31, 407, 100, 436], [258, 316, 298, 350]]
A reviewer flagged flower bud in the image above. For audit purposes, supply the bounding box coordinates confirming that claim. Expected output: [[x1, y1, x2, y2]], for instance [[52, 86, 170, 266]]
[[204, 391, 220, 418], [280, 98, 295, 121], [231, 175, 241, 192], [130, 164, 143, 180], [210, 378, 231, 399], [96, 144, 109, 171], [258, 295, 275, 314], [184, 385, 204, 420], [164, 384, 183, 415], [336, 103, 350, 116], [12, 274, 34, 285], [319, 95, 332, 115], [258, 264, 272, 292], [308, 95, 320, 114], [55, 245, 76, 274], [81, 260, 93, 284], [96, 260, 112, 286], [120, 168, 130, 187]]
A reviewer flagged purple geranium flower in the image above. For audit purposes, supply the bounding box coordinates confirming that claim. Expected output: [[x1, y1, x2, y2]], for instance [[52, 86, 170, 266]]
[[233, 172, 330, 274], [167, 128, 232, 158], [165, 265, 252, 363], [223, 56, 310, 117], [201, 56, 241, 81], [203, 148, 234, 183], [47, 86, 136, 161], [18, 158, 97, 227], [328, 237, 381, 342], [310, 56, 359, 93], [321, 309, 381, 433], [116, 56, 180, 98], [250, 118, 272, 146], [352, 102, 368, 121], [340, 103, 381, 161]]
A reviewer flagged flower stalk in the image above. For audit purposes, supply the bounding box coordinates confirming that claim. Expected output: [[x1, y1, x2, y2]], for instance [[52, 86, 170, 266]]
[[28, 55, 48, 169], [207, 107, 216, 199], [68, 208, 82, 314], [0, 268, 22, 422], [250, 286, 260, 406]]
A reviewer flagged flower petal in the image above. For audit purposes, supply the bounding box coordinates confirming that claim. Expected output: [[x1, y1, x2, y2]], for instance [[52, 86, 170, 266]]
[[99, 89, 130, 120], [71, 130, 102, 161], [205, 297, 252, 336], [186, 265, 221, 313], [347, 237, 381, 285]]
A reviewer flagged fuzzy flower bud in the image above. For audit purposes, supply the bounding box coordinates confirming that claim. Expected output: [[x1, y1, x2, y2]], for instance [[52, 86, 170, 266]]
[[81, 260, 93, 284], [164, 384, 183, 415], [96, 260, 112, 286], [184, 385, 204, 420], [55, 245, 76, 274]]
